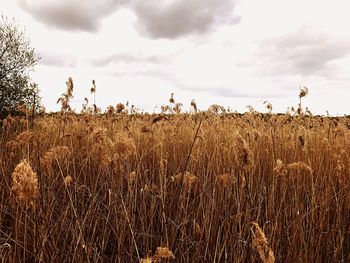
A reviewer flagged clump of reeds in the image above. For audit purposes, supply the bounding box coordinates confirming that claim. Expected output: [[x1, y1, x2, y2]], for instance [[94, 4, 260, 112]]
[[15, 130, 34, 145], [4, 92, 350, 262], [215, 173, 246, 190], [208, 104, 226, 114], [113, 132, 136, 160], [89, 127, 114, 168], [11, 159, 38, 208], [41, 146, 70, 175], [6, 130, 34, 153], [161, 105, 171, 114], [173, 102, 183, 114]]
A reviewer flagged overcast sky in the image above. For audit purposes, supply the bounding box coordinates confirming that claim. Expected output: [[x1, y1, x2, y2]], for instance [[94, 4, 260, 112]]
[[2, 0, 350, 114]]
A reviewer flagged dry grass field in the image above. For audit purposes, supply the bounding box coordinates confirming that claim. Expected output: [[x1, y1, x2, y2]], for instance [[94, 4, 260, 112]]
[[1, 109, 350, 262]]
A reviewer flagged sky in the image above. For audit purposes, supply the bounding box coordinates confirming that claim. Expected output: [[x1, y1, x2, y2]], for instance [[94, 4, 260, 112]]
[[2, 0, 350, 115]]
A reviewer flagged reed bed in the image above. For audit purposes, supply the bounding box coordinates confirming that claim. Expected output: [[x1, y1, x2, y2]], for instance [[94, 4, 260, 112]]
[[1, 112, 350, 262]]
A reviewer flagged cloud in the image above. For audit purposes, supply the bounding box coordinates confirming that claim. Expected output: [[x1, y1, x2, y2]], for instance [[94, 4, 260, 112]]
[[131, 0, 240, 39], [176, 84, 292, 99], [144, 71, 292, 99], [90, 52, 175, 78], [39, 50, 77, 67], [17, 0, 124, 32], [92, 53, 166, 67], [17, 0, 240, 37], [211, 86, 291, 98], [256, 26, 350, 77]]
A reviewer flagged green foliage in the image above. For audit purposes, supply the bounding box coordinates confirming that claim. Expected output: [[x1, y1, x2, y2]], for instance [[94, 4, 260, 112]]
[[0, 15, 40, 118]]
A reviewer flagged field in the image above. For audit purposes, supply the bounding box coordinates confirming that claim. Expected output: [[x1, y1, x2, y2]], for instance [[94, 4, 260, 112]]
[[1, 111, 350, 262]]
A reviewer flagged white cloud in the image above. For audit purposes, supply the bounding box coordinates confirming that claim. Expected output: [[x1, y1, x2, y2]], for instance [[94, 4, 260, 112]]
[[131, 0, 240, 39], [17, 0, 125, 32], [17, 0, 240, 38], [254, 26, 350, 77]]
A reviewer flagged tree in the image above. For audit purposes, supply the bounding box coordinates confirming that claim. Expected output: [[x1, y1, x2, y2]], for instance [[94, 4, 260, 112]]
[[0, 15, 40, 118]]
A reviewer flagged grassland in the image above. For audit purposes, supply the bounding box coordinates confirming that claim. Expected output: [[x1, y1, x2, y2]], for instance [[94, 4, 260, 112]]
[[1, 111, 350, 262]]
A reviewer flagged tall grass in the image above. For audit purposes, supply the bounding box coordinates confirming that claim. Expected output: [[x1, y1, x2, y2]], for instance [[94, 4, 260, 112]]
[[1, 112, 350, 262]]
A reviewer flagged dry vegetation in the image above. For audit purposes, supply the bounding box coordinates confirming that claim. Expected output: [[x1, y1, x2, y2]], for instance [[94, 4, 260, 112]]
[[0, 78, 349, 262], [1, 108, 350, 262]]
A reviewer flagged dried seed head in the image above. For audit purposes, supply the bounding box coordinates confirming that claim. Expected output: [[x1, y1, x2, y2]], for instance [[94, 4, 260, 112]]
[[106, 105, 115, 116], [64, 176, 73, 186], [173, 102, 183, 114], [115, 103, 125, 113], [266, 103, 272, 112], [169, 93, 175, 104], [140, 257, 153, 263], [191, 99, 197, 113], [215, 173, 246, 189], [172, 172, 199, 192], [161, 105, 171, 113], [12, 159, 38, 208], [215, 173, 235, 188], [128, 171, 138, 183], [299, 86, 309, 98], [273, 159, 287, 177], [264, 101, 273, 113], [2, 118, 9, 128], [208, 104, 226, 114], [232, 132, 253, 169], [58, 77, 74, 112], [154, 247, 175, 260], [286, 162, 313, 175], [251, 222, 275, 263], [66, 77, 74, 96], [90, 79, 96, 93]]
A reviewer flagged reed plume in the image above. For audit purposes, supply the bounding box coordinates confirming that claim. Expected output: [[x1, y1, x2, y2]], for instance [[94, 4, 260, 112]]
[[251, 222, 275, 263], [11, 159, 38, 208]]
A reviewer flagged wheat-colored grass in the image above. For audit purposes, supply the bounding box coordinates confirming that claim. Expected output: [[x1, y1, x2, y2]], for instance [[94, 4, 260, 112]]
[[1, 110, 350, 262]]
